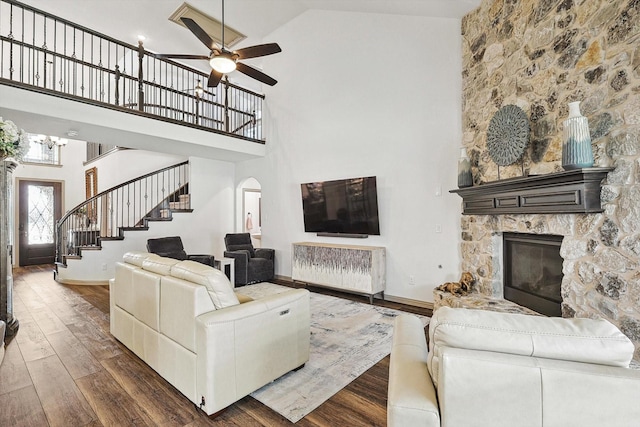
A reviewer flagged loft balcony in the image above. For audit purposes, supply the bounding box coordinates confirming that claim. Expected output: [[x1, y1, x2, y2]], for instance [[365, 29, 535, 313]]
[[0, 0, 268, 161]]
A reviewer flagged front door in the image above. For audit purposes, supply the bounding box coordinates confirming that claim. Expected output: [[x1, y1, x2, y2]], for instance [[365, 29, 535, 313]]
[[18, 180, 62, 266]]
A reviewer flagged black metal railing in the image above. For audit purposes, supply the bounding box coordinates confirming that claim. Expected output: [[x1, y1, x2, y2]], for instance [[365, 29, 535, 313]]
[[55, 161, 190, 264], [0, 0, 265, 142]]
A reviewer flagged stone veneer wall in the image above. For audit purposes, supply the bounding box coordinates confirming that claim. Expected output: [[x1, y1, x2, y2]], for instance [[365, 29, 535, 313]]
[[460, 0, 640, 360]]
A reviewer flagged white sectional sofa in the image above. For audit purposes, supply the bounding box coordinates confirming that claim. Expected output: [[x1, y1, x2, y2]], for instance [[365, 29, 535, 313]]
[[388, 307, 640, 427], [110, 251, 310, 416]]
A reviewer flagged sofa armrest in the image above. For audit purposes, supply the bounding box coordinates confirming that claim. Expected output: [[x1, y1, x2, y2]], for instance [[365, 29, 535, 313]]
[[187, 254, 215, 267], [255, 248, 274, 260], [388, 315, 440, 427], [437, 346, 640, 427], [224, 250, 250, 284], [195, 289, 310, 415]]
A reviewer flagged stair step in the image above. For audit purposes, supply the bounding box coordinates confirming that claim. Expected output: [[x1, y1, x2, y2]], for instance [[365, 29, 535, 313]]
[[169, 202, 191, 210], [57, 167, 193, 270]]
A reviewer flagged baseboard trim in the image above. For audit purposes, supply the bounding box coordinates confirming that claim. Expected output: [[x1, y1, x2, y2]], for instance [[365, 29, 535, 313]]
[[274, 275, 434, 310], [383, 295, 434, 310]]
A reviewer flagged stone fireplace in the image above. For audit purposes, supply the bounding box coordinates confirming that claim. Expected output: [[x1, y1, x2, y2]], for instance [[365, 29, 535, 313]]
[[503, 232, 563, 317], [458, 0, 640, 362]]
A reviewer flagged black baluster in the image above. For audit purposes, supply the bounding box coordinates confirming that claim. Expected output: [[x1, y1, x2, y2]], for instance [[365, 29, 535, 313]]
[[114, 64, 120, 106], [137, 38, 144, 111]]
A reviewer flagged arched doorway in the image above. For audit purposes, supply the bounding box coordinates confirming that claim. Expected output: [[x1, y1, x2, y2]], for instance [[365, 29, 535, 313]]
[[238, 177, 261, 248]]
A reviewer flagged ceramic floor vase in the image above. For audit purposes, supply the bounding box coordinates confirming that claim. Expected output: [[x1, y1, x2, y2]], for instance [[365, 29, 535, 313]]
[[458, 147, 473, 188], [562, 101, 594, 170]]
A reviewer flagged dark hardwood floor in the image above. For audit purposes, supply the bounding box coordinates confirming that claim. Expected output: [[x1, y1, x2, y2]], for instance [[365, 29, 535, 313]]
[[0, 265, 431, 426]]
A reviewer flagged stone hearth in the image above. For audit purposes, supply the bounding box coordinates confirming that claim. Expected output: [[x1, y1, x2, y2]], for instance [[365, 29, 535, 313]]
[[434, 289, 541, 316], [460, 0, 640, 362]]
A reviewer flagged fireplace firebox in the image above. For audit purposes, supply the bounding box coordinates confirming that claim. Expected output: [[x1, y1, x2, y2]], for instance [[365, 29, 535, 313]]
[[503, 233, 563, 317]]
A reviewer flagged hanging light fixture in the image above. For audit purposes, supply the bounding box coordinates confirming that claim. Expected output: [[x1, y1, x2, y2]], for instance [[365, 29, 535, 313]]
[[195, 79, 204, 97], [32, 134, 68, 149], [209, 53, 237, 73], [209, 0, 236, 74]]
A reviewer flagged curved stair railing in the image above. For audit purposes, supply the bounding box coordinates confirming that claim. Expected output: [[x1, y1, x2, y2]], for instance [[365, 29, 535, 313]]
[[55, 161, 190, 265]]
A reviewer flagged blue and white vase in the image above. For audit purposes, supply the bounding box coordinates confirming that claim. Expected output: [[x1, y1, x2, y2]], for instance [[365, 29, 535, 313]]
[[562, 101, 594, 170]]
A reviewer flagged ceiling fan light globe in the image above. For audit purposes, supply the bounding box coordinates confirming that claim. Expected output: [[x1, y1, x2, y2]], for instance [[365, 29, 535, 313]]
[[210, 55, 236, 73]]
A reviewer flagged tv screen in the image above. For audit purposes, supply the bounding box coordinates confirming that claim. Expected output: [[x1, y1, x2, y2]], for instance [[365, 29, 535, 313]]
[[300, 176, 380, 236]]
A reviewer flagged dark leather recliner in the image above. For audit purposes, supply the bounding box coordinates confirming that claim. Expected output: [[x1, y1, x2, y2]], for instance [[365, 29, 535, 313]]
[[146, 236, 215, 267], [224, 233, 274, 286]]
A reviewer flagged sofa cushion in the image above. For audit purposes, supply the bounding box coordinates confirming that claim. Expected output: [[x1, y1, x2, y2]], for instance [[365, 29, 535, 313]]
[[427, 307, 635, 386], [163, 250, 189, 260], [171, 260, 239, 309], [236, 293, 254, 304], [113, 262, 138, 315], [226, 243, 255, 258], [159, 275, 215, 353], [124, 251, 157, 267], [142, 255, 180, 276], [132, 269, 161, 331]]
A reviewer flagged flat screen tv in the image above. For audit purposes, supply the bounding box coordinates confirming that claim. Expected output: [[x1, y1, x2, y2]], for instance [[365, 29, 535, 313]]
[[300, 176, 380, 236]]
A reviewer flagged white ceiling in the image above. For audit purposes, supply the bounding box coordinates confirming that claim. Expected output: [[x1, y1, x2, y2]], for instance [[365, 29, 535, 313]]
[[6, 1, 482, 158], [25, 0, 480, 67]]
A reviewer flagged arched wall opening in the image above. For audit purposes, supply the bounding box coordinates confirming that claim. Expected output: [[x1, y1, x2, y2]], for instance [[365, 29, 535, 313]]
[[236, 177, 262, 248]]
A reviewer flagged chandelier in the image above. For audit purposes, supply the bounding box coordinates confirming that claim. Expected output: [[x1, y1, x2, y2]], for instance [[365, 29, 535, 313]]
[[32, 134, 68, 149]]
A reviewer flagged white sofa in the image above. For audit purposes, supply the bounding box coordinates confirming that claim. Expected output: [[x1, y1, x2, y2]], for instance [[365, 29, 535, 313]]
[[388, 307, 640, 427], [110, 251, 310, 416]]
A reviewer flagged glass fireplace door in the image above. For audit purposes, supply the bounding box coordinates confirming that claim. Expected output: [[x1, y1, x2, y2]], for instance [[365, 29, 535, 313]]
[[503, 233, 563, 317]]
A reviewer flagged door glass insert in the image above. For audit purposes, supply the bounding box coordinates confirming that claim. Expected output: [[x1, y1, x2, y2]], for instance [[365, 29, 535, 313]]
[[28, 184, 55, 244]]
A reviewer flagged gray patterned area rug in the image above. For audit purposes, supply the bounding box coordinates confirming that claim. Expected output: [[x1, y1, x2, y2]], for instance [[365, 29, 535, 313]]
[[236, 283, 430, 423]]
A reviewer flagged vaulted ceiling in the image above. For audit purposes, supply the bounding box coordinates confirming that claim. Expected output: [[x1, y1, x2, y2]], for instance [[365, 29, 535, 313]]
[[23, 0, 480, 88], [5, 0, 481, 158]]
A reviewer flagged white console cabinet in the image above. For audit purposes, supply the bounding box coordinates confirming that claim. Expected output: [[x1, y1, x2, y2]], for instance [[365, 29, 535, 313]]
[[292, 242, 386, 303]]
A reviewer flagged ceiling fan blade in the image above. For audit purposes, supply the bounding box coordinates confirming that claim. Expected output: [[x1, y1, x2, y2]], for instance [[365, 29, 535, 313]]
[[234, 43, 282, 60], [207, 69, 223, 87], [155, 54, 210, 60], [236, 62, 277, 86], [180, 17, 217, 51]]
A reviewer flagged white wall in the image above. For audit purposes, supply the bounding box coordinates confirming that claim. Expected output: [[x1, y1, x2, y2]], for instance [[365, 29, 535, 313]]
[[236, 10, 463, 303], [88, 150, 187, 193], [57, 156, 235, 282]]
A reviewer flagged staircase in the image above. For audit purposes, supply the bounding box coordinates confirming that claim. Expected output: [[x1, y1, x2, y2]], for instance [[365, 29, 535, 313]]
[[55, 161, 191, 271]]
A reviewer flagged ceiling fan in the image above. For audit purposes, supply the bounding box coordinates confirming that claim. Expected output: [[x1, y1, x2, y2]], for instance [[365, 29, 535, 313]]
[[157, 0, 281, 88]]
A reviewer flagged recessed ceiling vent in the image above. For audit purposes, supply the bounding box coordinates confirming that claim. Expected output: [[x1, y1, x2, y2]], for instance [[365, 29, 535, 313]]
[[168, 2, 245, 48]]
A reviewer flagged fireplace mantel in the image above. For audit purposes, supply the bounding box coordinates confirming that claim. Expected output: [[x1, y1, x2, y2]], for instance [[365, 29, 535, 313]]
[[450, 167, 614, 215]]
